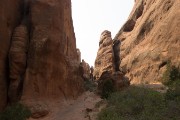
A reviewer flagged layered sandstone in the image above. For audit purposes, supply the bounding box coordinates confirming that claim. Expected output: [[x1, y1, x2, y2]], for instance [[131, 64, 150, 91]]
[[80, 59, 91, 80], [0, 0, 23, 111], [94, 30, 130, 92], [21, 0, 84, 102], [0, 0, 84, 111], [94, 30, 115, 80], [115, 0, 180, 84]]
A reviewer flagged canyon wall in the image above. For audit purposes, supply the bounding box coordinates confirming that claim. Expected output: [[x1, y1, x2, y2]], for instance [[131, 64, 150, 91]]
[[22, 0, 84, 102], [0, 0, 23, 111], [0, 0, 84, 111], [114, 0, 180, 84]]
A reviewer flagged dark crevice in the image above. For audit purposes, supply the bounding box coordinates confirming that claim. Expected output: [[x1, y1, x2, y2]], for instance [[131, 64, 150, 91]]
[[135, 1, 144, 19], [113, 39, 121, 71], [135, 20, 154, 45], [159, 61, 167, 69], [123, 19, 136, 32], [7, 0, 30, 104]]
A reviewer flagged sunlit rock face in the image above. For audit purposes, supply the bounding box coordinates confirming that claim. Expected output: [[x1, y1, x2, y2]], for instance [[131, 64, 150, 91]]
[[0, 0, 84, 111], [94, 30, 130, 93], [94, 30, 115, 80], [114, 0, 180, 84]]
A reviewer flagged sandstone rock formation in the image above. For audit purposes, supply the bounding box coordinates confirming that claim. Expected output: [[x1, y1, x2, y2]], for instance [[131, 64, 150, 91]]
[[94, 30, 130, 92], [21, 0, 84, 102], [94, 30, 115, 80], [8, 25, 29, 103], [114, 0, 180, 84], [80, 59, 91, 80], [0, 0, 84, 112], [77, 48, 81, 64], [0, 0, 24, 111]]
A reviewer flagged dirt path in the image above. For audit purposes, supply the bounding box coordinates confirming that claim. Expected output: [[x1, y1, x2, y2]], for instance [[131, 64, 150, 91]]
[[29, 91, 102, 120]]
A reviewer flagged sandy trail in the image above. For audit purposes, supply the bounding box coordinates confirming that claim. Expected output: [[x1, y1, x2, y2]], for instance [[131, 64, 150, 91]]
[[29, 91, 102, 120]]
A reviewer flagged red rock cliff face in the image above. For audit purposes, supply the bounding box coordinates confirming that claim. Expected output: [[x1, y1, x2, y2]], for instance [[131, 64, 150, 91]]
[[21, 0, 83, 101], [115, 0, 180, 84], [0, 0, 23, 111], [0, 0, 84, 110]]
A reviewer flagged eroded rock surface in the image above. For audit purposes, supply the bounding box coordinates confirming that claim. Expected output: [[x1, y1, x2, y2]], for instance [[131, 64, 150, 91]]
[[94, 30, 115, 80], [115, 0, 180, 84], [94, 30, 130, 92], [21, 0, 84, 103], [0, 0, 23, 111], [80, 59, 90, 80], [8, 25, 29, 103], [0, 0, 84, 112]]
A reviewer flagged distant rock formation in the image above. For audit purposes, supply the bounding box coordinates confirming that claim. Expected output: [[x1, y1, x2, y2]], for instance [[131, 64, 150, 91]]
[[94, 30, 130, 91], [76, 48, 81, 64], [0, 0, 84, 111], [94, 30, 115, 80], [80, 59, 91, 80], [114, 0, 180, 84]]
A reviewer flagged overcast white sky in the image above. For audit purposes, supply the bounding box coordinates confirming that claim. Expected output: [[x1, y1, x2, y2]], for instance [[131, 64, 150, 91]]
[[71, 0, 134, 66]]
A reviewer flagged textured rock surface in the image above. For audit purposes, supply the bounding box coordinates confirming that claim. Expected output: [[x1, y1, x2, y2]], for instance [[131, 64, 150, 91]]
[[94, 30, 115, 80], [98, 71, 129, 94], [8, 25, 29, 103], [77, 48, 81, 64], [115, 0, 180, 84], [94, 30, 130, 92], [80, 59, 90, 80], [0, 0, 23, 111], [21, 0, 84, 102], [0, 0, 84, 111]]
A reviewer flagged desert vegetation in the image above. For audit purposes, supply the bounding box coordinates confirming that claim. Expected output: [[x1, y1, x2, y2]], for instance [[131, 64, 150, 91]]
[[97, 62, 180, 120], [0, 103, 31, 120]]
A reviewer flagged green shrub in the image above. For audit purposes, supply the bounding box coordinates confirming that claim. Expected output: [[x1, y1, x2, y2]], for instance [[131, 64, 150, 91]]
[[84, 79, 97, 92], [162, 62, 180, 101], [162, 62, 180, 86], [165, 80, 180, 101], [0, 103, 31, 120], [97, 86, 180, 120]]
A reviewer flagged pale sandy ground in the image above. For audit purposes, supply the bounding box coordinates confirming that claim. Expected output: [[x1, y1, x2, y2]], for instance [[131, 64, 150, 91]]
[[28, 91, 102, 120], [135, 82, 168, 93]]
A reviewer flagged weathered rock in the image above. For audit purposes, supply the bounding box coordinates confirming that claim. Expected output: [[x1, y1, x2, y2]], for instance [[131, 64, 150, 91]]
[[22, 101, 49, 119], [21, 0, 84, 102], [90, 66, 94, 80], [0, 0, 23, 111], [97, 71, 130, 95], [80, 59, 90, 80], [94, 30, 115, 80], [76, 48, 81, 64], [94, 30, 130, 93], [8, 25, 29, 103], [114, 0, 180, 84]]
